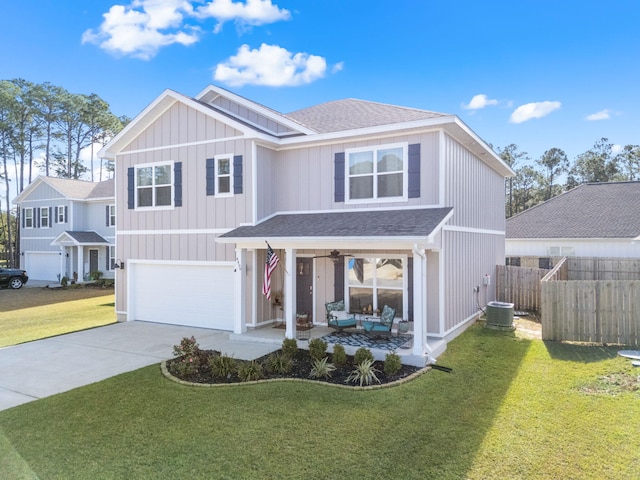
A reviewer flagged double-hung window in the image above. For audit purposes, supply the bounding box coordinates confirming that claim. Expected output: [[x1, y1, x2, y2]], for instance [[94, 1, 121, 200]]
[[24, 208, 34, 228], [109, 246, 116, 270], [108, 205, 116, 226], [215, 155, 233, 196], [346, 143, 407, 202], [135, 162, 173, 208], [347, 257, 405, 317], [40, 207, 49, 228], [56, 206, 66, 223]]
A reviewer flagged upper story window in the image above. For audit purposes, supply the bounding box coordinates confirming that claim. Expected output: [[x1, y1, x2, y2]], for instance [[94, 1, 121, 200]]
[[215, 155, 233, 196], [40, 207, 50, 228], [135, 162, 173, 209], [108, 205, 116, 226], [56, 205, 67, 223], [24, 208, 34, 228], [346, 143, 407, 203]]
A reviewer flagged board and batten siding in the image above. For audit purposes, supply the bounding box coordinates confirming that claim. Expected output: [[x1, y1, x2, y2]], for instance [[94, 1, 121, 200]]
[[210, 96, 298, 136]]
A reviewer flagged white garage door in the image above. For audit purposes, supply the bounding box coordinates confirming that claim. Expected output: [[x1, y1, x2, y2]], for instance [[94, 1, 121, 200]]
[[25, 252, 60, 281], [130, 263, 235, 330]]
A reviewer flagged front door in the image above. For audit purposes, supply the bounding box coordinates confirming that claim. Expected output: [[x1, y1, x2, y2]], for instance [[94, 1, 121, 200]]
[[89, 249, 99, 275], [296, 257, 314, 321]]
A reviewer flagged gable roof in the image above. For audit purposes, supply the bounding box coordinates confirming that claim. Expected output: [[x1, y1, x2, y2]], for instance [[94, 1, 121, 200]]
[[13, 176, 114, 204], [506, 181, 640, 239], [285, 99, 447, 134], [51, 231, 110, 246]]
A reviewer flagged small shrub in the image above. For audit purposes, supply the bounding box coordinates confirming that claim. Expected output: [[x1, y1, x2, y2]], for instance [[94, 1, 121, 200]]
[[60, 276, 68, 286], [331, 344, 347, 366], [170, 356, 199, 377], [384, 352, 402, 376], [173, 336, 200, 358], [266, 352, 292, 375], [89, 270, 103, 281], [237, 360, 264, 382], [209, 354, 237, 379], [309, 357, 336, 379], [282, 338, 298, 359], [346, 359, 381, 386], [354, 347, 374, 365], [308, 338, 328, 362]]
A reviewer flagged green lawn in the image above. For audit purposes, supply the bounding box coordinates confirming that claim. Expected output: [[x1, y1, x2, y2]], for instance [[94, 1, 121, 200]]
[[0, 294, 115, 347], [1, 324, 638, 479]]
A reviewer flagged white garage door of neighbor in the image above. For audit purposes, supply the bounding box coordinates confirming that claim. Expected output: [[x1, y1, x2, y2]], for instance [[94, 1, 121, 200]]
[[130, 263, 235, 330], [25, 252, 60, 281]]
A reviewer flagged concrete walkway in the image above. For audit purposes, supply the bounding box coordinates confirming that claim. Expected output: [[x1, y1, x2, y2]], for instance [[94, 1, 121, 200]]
[[0, 322, 280, 412]]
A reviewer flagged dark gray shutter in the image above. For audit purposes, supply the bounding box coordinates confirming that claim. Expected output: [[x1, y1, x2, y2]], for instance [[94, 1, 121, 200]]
[[49, 207, 53, 228], [174, 162, 182, 207], [106, 205, 110, 226], [408, 259, 414, 321], [334, 152, 345, 203], [233, 155, 243, 194], [21, 209, 25, 228], [334, 257, 344, 301], [408, 143, 420, 199], [206, 158, 215, 196], [127, 168, 135, 209], [64, 206, 68, 223], [35, 208, 40, 228], [54, 206, 58, 224]]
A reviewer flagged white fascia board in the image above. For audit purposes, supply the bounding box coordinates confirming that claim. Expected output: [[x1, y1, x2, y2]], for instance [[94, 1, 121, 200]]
[[195, 85, 316, 135], [216, 236, 437, 251]]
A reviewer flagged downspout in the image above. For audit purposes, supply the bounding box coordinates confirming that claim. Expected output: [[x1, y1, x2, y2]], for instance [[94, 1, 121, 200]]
[[413, 244, 435, 363]]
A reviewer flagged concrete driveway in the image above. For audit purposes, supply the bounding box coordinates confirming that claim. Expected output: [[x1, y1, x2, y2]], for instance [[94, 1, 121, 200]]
[[0, 321, 280, 412]]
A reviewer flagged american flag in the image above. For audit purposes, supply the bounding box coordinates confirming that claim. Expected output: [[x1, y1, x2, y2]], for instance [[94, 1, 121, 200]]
[[262, 242, 280, 300]]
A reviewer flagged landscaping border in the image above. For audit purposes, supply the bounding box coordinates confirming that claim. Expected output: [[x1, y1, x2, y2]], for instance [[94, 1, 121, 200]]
[[160, 360, 431, 391]]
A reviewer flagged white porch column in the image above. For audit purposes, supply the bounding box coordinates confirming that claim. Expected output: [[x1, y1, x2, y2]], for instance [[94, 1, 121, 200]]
[[234, 248, 247, 334], [412, 247, 427, 357], [284, 248, 296, 339], [77, 247, 84, 282], [59, 247, 65, 282]]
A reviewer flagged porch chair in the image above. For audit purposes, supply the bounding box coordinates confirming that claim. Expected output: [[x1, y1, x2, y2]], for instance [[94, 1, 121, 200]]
[[325, 300, 358, 334], [362, 305, 396, 339]]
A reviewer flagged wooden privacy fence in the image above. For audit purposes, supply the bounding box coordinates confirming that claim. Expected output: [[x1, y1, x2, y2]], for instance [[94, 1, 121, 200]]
[[541, 280, 640, 345], [495, 264, 549, 311]]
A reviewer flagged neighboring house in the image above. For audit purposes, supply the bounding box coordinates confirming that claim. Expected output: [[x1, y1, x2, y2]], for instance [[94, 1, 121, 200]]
[[13, 176, 116, 282], [99, 85, 513, 365], [506, 181, 640, 259]]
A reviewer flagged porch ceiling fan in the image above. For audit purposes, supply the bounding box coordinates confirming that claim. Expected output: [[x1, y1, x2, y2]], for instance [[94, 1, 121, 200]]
[[312, 250, 353, 263]]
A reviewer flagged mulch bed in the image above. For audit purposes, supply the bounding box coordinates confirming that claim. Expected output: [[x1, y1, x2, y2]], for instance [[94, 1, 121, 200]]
[[166, 348, 423, 387]]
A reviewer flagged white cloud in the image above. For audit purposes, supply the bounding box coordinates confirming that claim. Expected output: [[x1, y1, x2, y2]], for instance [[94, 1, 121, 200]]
[[586, 109, 611, 121], [611, 144, 623, 155], [331, 62, 344, 74], [196, 0, 290, 33], [462, 94, 499, 110], [214, 43, 327, 87], [509, 101, 561, 124], [82, 0, 199, 60], [83, 0, 290, 59]]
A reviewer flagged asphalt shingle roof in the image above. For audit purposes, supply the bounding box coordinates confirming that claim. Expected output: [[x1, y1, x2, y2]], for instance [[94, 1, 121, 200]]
[[506, 181, 640, 239], [220, 207, 453, 239], [65, 231, 109, 243], [285, 99, 448, 134]]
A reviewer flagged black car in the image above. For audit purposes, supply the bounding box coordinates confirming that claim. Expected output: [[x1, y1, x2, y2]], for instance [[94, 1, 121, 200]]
[[0, 267, 29, 289]]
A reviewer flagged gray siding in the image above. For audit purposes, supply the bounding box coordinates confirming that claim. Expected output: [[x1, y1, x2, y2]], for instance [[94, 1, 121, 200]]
[[211, 97, 298, 135]]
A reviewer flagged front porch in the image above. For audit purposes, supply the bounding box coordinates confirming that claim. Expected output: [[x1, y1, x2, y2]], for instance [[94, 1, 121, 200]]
[[230, 322, 447, 367]]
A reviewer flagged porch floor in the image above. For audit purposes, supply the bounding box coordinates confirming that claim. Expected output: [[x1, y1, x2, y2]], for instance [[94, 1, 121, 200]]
[[230, 322, 446, 367]]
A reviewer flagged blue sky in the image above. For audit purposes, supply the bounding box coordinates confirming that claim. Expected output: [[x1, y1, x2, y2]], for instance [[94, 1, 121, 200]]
[[2, 0, 639, 167]]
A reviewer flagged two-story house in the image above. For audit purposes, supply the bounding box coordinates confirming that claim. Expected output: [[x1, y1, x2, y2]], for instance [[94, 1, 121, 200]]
[[99, 85, 513, 365], [13, 176, 116, 282]]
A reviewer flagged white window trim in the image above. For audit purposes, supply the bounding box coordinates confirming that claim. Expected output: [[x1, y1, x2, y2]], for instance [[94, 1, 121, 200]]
[[56, 205, 66, 223], [345, 142, 408, 204], [108, 245, 116, 271], [345, 254, 408, 319], [40, 207, 50, 228], [214, 154, 234, 197], [24, 208, 34, 229], [108, 204, 116, 226], [135, 161, 174, 211]]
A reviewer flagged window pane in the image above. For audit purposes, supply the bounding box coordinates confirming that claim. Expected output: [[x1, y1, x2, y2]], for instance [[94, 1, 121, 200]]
[[349, 151, 373, 174], [377, 147, 403, 172], [377, 289, 402, 315], [350, 176, 373, 199], [349, 288, 373, 314], [138, 187, 152, 207], [218, 176, 230, 193], [376, 259, 403, 288], [378, 173, 403, 197], [155, 186, 172, 206], [217, 158, 230, 175], [137, 167, 152, 186], [155, 165, 171, 185]]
